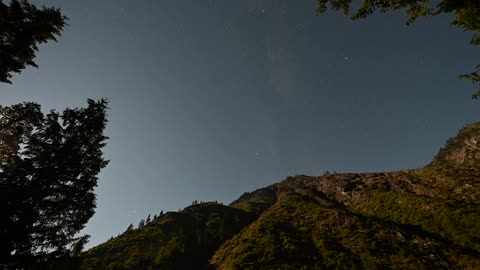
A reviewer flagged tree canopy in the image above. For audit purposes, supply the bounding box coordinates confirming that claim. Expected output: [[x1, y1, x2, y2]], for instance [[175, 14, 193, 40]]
[[0, 99, 109, 269], [316, 0, 480, 98], [0, 0, 67, 84]]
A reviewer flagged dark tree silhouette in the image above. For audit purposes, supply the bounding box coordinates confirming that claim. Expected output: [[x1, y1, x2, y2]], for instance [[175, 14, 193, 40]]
[[138, 219, 145, 229], [316, 0, 480, 98], [146, 214, 151, 224], [0, 99, 109, 269], [125, 224, 134, 233], [0, 0, 67, 84]]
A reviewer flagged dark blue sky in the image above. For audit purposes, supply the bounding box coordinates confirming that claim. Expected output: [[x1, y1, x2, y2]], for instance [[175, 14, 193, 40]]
[[2, 0, 479, 248]]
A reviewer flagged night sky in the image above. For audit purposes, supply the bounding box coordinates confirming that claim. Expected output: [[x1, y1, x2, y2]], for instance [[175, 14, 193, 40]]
[[2, 0, 479, 248]]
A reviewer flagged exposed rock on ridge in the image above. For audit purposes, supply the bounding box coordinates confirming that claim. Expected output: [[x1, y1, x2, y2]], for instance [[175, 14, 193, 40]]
[[431, 122, 480, 166]]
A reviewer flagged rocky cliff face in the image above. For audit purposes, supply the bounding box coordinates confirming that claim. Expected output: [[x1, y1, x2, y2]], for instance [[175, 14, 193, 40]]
[[431, 122, 480, 166], [78, 121, 480, 270]]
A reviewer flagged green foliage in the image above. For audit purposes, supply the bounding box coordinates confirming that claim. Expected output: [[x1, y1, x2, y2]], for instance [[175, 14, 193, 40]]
[[352, 190, 480, 249], [230, 188, 277, 215], [79, 202, 255, 270], [0, 100, 109, 269], [212, 195, 480, 269], [0, 0, 67, 84], [458, 64, 480, 99], [316, 0, 480, 97]]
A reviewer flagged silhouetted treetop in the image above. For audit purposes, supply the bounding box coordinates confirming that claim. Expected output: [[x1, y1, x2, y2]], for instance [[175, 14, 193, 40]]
[[138, 218, 145, 229], [0, 0, 67, 84], [125, 224, 134, 233]]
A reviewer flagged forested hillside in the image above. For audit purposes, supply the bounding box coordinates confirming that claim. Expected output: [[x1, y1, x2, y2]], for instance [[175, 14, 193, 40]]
[[78, 122, 480, 270]]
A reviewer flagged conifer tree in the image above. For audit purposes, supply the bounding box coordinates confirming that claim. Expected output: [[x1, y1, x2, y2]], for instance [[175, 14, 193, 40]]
[[146, 214, 151, 224], [125, 224, 134, 233], [0, 99, 108, 269], [0, 0, 67, 84], [138, 219, 145, 229]]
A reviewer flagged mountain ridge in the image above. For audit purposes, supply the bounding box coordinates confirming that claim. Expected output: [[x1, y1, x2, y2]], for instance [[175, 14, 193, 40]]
[[77, 121, 480, 270]]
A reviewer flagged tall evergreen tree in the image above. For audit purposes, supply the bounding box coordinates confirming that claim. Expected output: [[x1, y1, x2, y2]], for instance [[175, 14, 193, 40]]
[[146, 214, 151, 224], [0, 99, 109, 269], [125, 224, 134, 233], [138, 219, 145, 229], [0, 0, 67, 84]]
